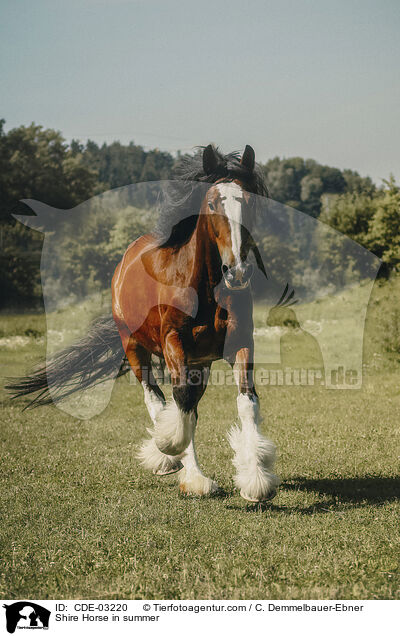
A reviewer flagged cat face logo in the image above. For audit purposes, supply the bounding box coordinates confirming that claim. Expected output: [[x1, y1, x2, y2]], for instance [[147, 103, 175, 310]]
[[3, 602, 50, 634]]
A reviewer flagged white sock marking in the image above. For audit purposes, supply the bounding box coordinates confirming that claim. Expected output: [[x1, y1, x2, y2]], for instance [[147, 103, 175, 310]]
[[179, 432, 219, 496], [229, 393, 279, 501], [142, 381, 165, 423], [138, 382, 182, 474]]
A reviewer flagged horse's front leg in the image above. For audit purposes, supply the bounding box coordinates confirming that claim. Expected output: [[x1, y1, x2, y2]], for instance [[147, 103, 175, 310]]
[[229, 346, 280, 502], [178, 365, 219, 496], [154, 330, 218, 495]]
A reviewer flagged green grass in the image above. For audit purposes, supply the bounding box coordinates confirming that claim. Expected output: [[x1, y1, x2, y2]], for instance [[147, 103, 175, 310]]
[[1, 279, 400, 600]]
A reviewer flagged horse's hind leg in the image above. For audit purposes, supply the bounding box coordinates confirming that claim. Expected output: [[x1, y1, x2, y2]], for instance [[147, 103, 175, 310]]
[[122, 334, 183, 476]]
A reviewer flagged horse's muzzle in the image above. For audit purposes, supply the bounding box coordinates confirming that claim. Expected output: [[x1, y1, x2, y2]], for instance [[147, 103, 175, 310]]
[[222, 262, 254, 290]]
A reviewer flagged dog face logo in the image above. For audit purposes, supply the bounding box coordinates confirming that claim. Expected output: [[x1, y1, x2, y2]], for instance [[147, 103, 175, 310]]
[[3, 602, 50, 633]]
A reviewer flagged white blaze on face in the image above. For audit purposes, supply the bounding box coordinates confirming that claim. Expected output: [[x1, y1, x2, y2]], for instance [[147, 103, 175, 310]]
[[216, 182, 243, 266]]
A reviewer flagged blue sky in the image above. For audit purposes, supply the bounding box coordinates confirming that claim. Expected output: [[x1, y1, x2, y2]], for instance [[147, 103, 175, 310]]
[[1, 0, 399, 182]]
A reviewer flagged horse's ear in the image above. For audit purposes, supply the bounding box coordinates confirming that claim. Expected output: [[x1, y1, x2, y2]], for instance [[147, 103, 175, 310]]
[[241, 145, 255, 171], [12, 199, 61, 232], [203, 144, 219, 175]]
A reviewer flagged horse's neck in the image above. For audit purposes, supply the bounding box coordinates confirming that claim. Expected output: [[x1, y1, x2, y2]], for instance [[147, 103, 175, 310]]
[[162, 216, 219, 296]]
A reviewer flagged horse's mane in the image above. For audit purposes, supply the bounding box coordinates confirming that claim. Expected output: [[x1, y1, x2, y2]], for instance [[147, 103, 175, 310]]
[[154, 146, 268, 249]]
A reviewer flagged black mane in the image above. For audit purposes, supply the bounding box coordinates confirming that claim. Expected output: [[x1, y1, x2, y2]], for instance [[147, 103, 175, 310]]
[[154, 146, 268, 249]]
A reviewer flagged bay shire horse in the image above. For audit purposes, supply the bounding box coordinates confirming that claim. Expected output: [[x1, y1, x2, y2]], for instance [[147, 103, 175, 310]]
[[8, 145, 279, 503], [112, 144, 279, 501]]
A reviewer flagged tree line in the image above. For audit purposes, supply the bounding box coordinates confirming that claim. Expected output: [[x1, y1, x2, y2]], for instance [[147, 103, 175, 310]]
[[0, 119, 398, 308]]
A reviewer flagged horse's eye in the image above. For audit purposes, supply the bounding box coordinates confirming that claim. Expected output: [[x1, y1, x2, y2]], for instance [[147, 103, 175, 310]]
[[208, 202, 215, 211]]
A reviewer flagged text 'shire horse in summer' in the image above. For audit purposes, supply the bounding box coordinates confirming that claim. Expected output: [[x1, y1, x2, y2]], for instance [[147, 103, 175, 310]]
[[8, 145, 279, 503]]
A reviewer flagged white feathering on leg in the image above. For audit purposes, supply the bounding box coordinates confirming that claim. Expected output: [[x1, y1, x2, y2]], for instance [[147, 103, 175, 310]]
[[136, 437, 183, 475], [142, 382, 165, 421], [229, 393, 280, 502], [138, 381, 182, 474], [154, 401, 193, 456]]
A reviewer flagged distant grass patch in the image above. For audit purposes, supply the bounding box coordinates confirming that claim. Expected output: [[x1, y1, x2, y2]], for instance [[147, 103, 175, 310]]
[[0, 314, 46, 338]]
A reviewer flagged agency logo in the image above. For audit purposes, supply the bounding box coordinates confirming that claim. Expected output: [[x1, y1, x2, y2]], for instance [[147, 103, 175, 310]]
[[3, 602, 50, 634], [11, 181, 381, 418]]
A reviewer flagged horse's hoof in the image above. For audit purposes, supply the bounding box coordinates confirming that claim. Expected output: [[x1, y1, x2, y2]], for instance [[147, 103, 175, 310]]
[[153, 461, 184, 476], [240, 488, 277, 503], [179, 476, 219, 496]]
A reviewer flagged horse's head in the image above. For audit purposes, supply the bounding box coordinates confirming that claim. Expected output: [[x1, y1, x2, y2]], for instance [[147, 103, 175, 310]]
[[267, 284, 299, 328], [201, 144, 267, 290]]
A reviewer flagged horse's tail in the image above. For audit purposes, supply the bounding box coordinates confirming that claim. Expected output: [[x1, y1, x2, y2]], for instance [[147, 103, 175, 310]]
[[5, 314, 129, 408]]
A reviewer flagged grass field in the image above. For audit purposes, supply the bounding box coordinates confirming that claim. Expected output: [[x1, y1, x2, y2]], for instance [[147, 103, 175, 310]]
[[0, 279, 399, 600]]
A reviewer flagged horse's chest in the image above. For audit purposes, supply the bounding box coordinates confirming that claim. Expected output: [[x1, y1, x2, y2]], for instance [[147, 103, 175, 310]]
[[188, 322, 226, 363]]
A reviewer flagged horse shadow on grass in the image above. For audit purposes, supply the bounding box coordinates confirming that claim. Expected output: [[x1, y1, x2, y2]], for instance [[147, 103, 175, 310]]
[[225, 476, 400, 515]]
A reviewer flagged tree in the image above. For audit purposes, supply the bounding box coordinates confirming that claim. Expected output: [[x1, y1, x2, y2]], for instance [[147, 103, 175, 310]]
[[300, 175, 323, 216], [0, 121, 98, 307], [319, 191, 375, 246], [0, 122, 98, 221], [262, 156, 347, 217], [367, 177, 400, 272], [319, 178, 400, 278], [262, 157, 306, 208], [140, 149, 174, 182], [342, 169, 376, 195], [1, 118, 390, 307]]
